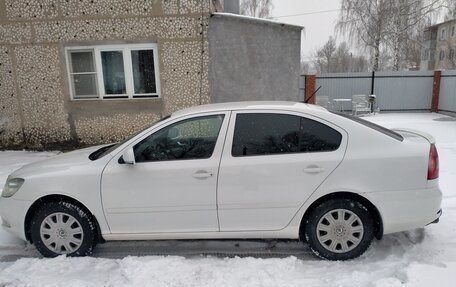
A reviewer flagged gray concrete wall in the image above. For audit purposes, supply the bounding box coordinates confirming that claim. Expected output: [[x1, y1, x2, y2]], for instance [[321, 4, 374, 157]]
[[208, 14, 302, 103], [223, 0, 240, 14]]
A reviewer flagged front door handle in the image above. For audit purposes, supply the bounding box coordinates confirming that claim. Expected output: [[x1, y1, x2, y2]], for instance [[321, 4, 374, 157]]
[[303, 166, 325, 174], [193, 170, 213, 179]]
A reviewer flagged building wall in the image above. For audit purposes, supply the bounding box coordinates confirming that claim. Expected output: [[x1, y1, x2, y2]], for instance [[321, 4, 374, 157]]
[[208, 14, 302, 103], [0, 0, 216, 148], [419, 27, 437, 71], [435, 20, 456, 70]]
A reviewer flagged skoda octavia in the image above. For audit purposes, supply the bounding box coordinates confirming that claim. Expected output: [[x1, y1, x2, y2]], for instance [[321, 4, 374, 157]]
[[0, 102, 442, 260]]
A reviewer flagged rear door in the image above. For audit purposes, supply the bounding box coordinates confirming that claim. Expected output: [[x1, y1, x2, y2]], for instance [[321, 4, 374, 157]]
[[217, 110, 348, 231]]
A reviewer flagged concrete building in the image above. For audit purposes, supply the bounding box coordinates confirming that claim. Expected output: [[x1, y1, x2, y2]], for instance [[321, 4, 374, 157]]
[[0, 0, 302, 149], [420, 19, 456, 70]]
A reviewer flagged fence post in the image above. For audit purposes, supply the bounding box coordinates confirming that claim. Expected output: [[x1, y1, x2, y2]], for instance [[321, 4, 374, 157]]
[[304, 75, 316, 104], [431, 70, 441, 113]]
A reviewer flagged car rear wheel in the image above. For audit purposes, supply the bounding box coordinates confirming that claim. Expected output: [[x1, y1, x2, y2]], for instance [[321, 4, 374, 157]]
[[30, 201, 96, 257], [304, 198, 374, 260]]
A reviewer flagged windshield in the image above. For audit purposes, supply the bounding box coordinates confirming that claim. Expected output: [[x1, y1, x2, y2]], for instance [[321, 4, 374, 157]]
[[89, 115, 171, 160]]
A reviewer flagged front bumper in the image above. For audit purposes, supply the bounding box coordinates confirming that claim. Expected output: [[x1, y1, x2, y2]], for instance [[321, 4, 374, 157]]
[[0, 197, 33, 241]]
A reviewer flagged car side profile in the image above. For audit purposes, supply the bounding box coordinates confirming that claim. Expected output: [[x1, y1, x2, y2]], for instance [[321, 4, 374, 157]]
[[0, 102, 442, 260]]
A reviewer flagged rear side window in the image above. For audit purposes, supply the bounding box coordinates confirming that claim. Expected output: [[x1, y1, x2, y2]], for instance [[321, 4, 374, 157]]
[[332, 112, 403, 141], [232, 113, 342, 157]]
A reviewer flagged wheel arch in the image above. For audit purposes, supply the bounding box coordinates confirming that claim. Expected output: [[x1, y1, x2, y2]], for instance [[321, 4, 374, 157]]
[[24, 194, 104, 244], [299, 191, 383, 241]]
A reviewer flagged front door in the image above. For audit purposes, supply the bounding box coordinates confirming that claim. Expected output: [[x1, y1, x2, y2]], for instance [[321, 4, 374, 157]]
[[217, 110, 347, 231], [101, 112, 229, 234]]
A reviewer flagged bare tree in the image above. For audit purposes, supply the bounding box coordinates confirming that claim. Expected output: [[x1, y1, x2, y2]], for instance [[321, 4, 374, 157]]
[[443, 0, 456, 20], [313, 37, 368, 73], [300, 60, 312, 74], [240, 0, 273, 18], [386, 0, 441, 70], [316, 37, 337, 73], [337, 0, 392, 71], [337, 0, 444, 71]]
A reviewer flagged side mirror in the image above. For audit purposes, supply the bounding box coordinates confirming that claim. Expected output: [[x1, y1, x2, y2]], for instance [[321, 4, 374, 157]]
[[121, 147, 135, 164]]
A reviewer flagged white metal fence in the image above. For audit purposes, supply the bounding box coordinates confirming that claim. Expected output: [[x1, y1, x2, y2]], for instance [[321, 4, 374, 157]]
[[440, 70, 456, 113], [307, 71, 439, 111], [301, 70, 456, 113]]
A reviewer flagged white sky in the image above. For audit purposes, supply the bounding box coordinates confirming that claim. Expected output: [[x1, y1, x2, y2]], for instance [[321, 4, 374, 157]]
[[271, 0, 342, 60]]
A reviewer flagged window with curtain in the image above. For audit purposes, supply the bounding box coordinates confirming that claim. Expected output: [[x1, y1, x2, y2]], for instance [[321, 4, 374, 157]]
[[66, 44, 160, 100]]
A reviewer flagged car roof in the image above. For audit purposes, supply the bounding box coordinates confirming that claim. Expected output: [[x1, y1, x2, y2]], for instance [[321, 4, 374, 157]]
[[172, 101, 327, 117]]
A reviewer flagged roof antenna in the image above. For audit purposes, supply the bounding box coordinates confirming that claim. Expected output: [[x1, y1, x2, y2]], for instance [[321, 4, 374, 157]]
[[304, 85, 322, 103]]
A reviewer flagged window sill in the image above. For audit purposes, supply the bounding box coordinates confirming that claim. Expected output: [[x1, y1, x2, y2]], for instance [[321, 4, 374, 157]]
[[69, 97, 162, 102]]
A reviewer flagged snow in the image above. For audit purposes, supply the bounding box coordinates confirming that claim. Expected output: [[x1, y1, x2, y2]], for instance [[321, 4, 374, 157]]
[[0, 113, 455, 286]]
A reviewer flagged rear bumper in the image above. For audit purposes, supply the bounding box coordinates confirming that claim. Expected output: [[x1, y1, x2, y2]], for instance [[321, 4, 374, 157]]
[[0, 197, 32, 241], [365, 186, 442, 235], [427, 209, 442, 225]]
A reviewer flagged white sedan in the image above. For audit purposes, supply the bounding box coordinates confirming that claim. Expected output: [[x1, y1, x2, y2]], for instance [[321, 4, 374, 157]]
[[0, 102, 442, 260]]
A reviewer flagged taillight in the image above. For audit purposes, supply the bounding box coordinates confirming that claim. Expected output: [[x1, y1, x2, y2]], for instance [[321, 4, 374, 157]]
[[428, 144, 439, 180]]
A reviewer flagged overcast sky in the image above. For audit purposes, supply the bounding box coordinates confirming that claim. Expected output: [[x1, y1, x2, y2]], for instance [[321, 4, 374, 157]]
[[271, 0, 342, 60]]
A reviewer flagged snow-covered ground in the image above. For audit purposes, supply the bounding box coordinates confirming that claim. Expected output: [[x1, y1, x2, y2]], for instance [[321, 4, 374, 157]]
[[0, 113, 455, 286]]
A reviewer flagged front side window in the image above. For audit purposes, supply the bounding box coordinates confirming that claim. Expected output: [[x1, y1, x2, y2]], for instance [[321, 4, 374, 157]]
[[134, 115, 225, 162], [232, 113, 342, 157], [66, 44, 160, 100]]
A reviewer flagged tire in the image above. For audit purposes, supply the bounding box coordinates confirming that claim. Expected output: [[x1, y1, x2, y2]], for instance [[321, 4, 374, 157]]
[[30, 201, 97, 257], [304, 198, 374, 261]]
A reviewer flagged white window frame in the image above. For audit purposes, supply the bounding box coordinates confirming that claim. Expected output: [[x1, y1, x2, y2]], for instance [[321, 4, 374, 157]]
[[65, 43, 161, 100]]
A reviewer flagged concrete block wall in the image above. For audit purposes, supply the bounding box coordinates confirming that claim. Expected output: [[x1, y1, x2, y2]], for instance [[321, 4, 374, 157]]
[[0, 0, 218, 148]]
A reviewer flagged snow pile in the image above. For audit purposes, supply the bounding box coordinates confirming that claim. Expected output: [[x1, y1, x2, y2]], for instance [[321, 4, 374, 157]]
[[0, 113, 455, 286]]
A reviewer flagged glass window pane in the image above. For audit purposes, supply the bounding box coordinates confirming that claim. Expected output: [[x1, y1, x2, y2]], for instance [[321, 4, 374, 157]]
[[131, 50, 157, 94], [72, 74, 97, 98], [101, 51, 126, 95], [232, 114, 301, 157], [232, 113, 342, 157], [300, 118, 342, 152], [70, 51, 95, 73], [134, 115, 224, 162]]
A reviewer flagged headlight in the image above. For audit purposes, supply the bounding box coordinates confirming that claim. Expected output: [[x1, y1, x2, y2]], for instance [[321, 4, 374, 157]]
[[2, 178, 25, 198]]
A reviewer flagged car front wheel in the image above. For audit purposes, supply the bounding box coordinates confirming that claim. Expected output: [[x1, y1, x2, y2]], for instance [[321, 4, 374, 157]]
[[30, 201, 96, 257], [304, 198, 375, 260]]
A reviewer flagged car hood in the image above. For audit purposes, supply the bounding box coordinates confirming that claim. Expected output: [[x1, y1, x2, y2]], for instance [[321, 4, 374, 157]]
[[9, 145, 110, 179]]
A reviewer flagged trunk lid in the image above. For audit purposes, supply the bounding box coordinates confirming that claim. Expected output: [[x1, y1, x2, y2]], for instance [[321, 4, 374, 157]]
[[391, 128, 435, 144]]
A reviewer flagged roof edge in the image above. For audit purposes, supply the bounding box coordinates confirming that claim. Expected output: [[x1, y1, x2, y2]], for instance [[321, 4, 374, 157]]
[[211, 12, 304, 30], [427, 18, 456, 28]]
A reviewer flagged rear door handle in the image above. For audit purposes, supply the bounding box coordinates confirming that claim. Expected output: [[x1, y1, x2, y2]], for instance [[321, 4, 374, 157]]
[[303, 166, 325, 174], [193, 171, 213, 179]]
